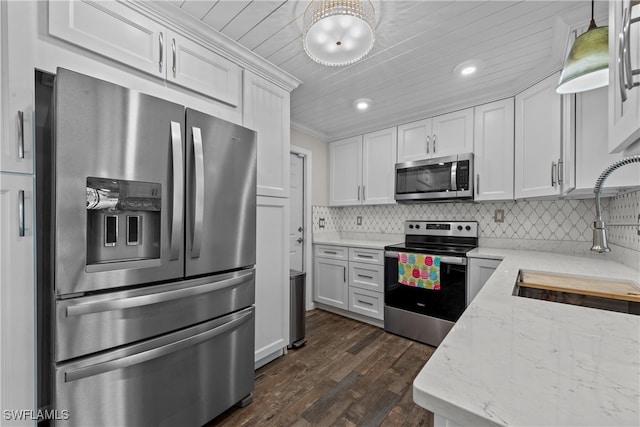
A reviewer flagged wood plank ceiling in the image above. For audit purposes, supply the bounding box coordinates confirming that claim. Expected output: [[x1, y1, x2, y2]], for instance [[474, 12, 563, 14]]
[[168, 0, 609, 141]]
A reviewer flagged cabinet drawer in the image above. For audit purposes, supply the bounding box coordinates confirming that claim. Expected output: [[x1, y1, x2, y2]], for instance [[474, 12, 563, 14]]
[[348, 287, 383, 320], [349, 247, 384, 264], [314, 245, 348, 260], [349, 262, 384, 292]]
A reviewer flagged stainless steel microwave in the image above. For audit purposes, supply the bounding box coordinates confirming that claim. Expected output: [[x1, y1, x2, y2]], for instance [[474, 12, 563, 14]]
[[395, 153, 473, 202]]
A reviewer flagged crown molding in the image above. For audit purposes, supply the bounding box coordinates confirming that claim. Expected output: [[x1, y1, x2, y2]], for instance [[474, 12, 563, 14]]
[[291, 121, 331, 142], [123, 0, 302, 93]]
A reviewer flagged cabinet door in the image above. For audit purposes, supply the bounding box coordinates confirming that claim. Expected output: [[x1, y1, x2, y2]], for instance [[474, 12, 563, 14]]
[[397, 118, 431, 162], [166, 31, 241, 107], [0, 1, 34, 174], [255, 196, 289, 364], [314, 257, 349, 310], [608, 0, 640, 153], [329, 136, 362, 206], [0, 173, 35, 424], [431, 108, 474, 157], [575, 87, 640, 194], [466, 258, 501, 305], [514, 72, 563, 199], [48, 1, 165, 79], [362, 127, 397, 205], [473, 99, 515, 201], [243, 72, 291, 198]]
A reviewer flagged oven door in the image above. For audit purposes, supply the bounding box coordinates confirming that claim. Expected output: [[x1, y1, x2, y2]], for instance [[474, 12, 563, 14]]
[[384, 251, 467, 322]]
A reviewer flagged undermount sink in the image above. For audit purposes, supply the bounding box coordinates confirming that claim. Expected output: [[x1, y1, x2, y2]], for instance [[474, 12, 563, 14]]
[[514, 270, 640, 315]]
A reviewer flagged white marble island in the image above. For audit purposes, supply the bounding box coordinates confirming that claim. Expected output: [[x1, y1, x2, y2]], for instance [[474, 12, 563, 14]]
[[413, 248, 640, 427]]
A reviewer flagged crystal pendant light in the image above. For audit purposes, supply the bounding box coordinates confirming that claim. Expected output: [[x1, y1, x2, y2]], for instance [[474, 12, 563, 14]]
[[556, 0, 609, 94], [303, 0, 376, 67]]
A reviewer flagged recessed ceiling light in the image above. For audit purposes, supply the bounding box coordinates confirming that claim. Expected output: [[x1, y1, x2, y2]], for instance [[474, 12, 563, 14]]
[[353, 98, 373, 112], [460, 66, 477, 76], [454, 60, 483, 77]]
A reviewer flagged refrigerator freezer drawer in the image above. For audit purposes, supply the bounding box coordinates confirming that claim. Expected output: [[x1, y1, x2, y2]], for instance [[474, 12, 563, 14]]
[[55, 307, 255, 427], [56, 269, 254, 361]]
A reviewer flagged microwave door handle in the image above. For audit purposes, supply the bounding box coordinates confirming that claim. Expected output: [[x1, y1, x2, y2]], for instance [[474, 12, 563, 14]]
[[169, 121, 183, 260], [191, 126, 205, 258], [450, 161, 457, 192]]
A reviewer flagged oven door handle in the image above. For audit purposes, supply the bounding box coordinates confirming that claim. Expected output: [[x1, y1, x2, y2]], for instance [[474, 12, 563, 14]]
[[385, 251, 466, 265]]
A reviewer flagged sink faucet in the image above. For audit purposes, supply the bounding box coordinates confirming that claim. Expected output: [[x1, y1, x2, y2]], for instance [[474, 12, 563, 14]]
[[592, 155, 640, 253]]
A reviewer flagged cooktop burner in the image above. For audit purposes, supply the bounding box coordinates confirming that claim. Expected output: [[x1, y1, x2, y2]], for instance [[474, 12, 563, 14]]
[[385, 220, 479, 257]]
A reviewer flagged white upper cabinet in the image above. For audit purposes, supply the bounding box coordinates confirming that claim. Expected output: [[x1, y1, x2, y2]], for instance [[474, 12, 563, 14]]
[[329, 136, 363, 206], [48, 1, 241, 106], [573, 86, 640, 196], [49, 1, 165, 78], [397, 109, 473, 162], [515, 72, 572, 199], [473, 99, 515, 201], [243, 71, 290, 198], [397, 118, 432, 163], [166, 31, 241, 107], [330, 127, 397, 206], [362, 127, 397, 205], [431, 108, 474, 157], [608, 0, 640, 153], [0, 1, 34, 174]]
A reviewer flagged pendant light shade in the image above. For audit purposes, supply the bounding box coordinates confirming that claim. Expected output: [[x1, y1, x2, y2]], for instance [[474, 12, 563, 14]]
[[303, 0, 375, 67], [556, 1, 609, 94]]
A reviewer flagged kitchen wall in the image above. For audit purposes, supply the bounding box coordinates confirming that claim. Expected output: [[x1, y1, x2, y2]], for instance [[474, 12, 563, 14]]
[[291, 128, 329, 206], [313, 190, 640, 269]]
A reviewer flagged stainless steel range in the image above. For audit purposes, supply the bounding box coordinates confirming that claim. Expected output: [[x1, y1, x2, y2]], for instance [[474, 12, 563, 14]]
[[384, 221, 478, 347]]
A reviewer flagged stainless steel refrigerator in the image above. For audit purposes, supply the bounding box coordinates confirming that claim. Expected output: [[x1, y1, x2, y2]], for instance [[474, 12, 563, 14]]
[[37, 68, 257, 426]]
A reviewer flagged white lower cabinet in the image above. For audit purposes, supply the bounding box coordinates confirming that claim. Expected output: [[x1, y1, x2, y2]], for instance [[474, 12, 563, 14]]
[[314, 256, 349, 309], [0, 173, 35, 426], [466, 257, 501, 305], [314, 245, 384, 322], [255, 196, 289, 366]]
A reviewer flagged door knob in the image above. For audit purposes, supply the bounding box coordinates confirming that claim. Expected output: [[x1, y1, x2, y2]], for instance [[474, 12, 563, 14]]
[[297, 238, 303, 243], [298, 226, 303, 232]]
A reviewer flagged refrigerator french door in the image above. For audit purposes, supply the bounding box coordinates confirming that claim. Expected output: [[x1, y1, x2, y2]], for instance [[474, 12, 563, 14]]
[[38, 68, 257, 426]]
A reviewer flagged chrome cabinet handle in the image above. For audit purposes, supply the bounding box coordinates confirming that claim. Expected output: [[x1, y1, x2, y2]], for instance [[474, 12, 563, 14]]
[[191, 127, 205, 258], [64, 308, 253, 382], [357, 185, 361, 201], [433, 134, 437, 153], [362, 185, 366, 201], [619, 14, 628, 102], [323, 250, 337, 255], [551, 161, 557, 187], [357, 299, 374, 306], [172, 38, 177, 78], [357, 254, 373, 259], [66, 271, 254, 317], [558, 158, 564, 185], [426, 135, 430, 154], [357, 274, 374, 280], [169, 121, 183, 260], [159, 32, 164, 73], [17, 111, 24, 159], [476, 174, 480, 196], [343, 266, 346, 283], [623, 3, 640, 90], [18, 190, 25, 237]]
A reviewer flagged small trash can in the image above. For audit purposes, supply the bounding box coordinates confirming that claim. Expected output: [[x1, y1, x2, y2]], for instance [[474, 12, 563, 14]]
[[289, 270, 307, 348]]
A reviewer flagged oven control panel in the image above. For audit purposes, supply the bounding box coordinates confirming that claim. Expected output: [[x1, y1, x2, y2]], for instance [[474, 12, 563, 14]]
[[405, 221, 478, 237]]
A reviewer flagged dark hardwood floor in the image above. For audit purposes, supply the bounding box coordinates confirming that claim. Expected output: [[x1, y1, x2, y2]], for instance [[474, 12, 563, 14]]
[[207, 309, 436, 427]]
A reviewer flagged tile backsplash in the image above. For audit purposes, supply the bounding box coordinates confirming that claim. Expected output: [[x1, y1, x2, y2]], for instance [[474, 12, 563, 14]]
[[313, 190, 640, 253]]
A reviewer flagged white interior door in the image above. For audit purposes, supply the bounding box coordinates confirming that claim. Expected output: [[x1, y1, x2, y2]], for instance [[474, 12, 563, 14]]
[[289, 153, 304, 272]]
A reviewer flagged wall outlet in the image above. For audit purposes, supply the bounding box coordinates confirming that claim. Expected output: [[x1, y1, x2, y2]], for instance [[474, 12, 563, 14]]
[[357, 216, 362, 225], [493, 209, 505, 223], [319, 218, 325, 229]]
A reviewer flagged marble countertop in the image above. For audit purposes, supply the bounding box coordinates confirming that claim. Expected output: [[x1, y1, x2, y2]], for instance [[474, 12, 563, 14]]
[[413, 248, 640, 426], [312, 233, 402, 250]]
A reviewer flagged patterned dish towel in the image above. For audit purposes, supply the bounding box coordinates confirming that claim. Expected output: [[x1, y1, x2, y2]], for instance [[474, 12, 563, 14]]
[[398, 252, 441, 290]]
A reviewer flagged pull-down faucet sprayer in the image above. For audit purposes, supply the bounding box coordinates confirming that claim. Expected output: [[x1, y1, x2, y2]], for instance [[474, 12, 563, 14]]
[[591, 155, 640, 253]]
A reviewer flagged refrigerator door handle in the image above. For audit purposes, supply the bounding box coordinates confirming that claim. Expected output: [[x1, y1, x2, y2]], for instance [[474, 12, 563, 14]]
[[63, 308, 253, 383], [170, 121, 184, 260], [191, 126, 205, 258], [66, 271, 254, 317]]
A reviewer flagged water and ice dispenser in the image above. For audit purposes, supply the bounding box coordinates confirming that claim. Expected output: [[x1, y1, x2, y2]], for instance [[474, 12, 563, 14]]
[[86, 177, 161, 269]]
